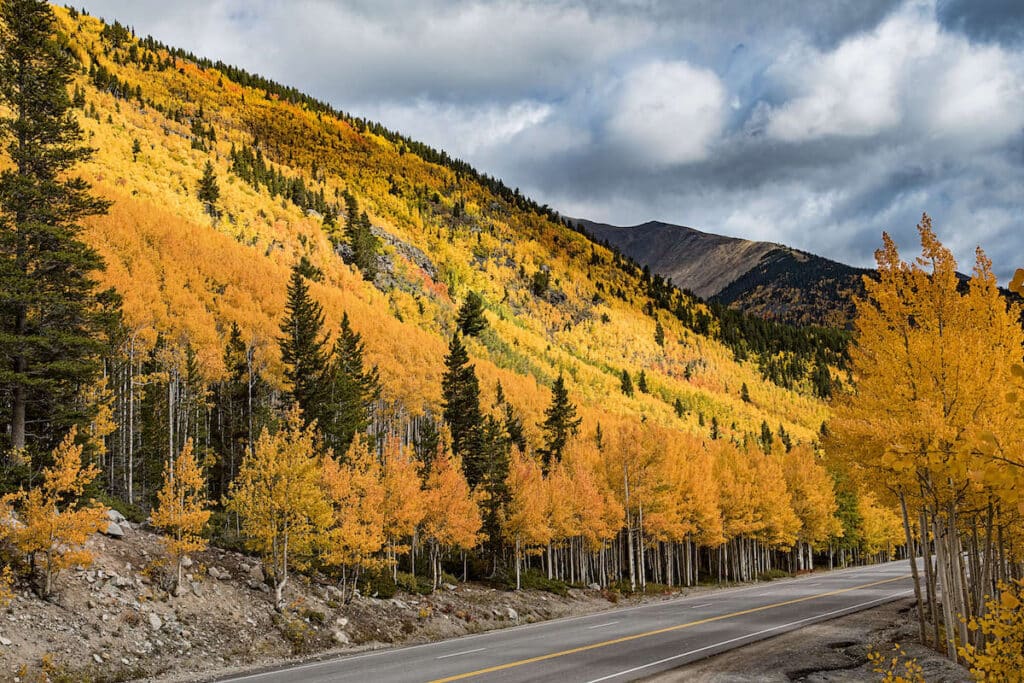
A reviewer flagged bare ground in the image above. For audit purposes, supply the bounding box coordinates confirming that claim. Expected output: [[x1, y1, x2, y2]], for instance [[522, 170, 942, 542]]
[[645, 598, 972, 682]]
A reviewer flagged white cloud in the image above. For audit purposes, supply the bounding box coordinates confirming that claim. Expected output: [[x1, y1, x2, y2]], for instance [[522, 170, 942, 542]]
[[764, 2, 1024, 148], [606, 60, 727, 166]]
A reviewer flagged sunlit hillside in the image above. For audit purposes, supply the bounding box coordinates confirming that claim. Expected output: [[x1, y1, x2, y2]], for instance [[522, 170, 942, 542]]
[[55, 6, 832, 446]]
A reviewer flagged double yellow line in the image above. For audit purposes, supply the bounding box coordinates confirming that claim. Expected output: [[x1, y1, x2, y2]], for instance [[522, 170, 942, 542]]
[[430, 574, 909, 682]]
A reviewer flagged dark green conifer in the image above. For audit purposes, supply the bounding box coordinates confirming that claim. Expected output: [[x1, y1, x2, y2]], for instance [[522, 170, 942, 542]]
[[197, 159, 220, 210], [278, 265, 330, 427], [456, 291, 487, 337], [441, 334, 485, 487], [0, 0, 116, 456], [620, 369, 634, 397], [538, 373, 581, 473], [324, 312, 380, 453]]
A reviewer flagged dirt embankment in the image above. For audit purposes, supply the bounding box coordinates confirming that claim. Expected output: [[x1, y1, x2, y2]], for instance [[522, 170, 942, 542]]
[[1, 519, 660, 682]]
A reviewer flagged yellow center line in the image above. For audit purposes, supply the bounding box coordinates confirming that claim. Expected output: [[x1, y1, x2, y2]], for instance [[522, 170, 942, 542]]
[[428, 574, 910, 682]]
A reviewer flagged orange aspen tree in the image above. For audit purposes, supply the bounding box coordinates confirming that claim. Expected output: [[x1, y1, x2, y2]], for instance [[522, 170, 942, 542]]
[[782, 445, 842, 570], [226, 409, 331, 611], [151, 439, 211, 591], [829, 217, 1024, 659], [380, 435, 426, 580], [2, 428, 107, 597], [502, 448, 550, 590], [422, 448, 481, 588], [320, 434, 385, 602]]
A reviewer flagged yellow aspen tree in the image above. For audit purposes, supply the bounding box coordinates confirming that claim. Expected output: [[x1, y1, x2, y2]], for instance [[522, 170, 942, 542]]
[[151, 439, 211, 592], [226, 409, 331, 611], [502, 448, 550, 590], [3, 428, 107, 597], [422, 447, 481, 588], [320, 434, 385, 602], [380, 435, 426, 580]]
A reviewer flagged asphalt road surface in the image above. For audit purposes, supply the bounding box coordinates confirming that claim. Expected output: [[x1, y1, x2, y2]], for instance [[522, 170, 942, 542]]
[[221, 559, 915, 683]]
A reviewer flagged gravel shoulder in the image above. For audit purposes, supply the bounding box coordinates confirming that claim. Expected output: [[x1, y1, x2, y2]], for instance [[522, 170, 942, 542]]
[[644, 598, 971, 682]]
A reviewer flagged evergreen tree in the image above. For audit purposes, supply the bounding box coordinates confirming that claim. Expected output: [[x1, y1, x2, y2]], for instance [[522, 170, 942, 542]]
[[131, 137, 142, 161], [324, 312, 380, 454], [740, 382, 751, 403], [620, 369, 634, 397], [710, 416, 720, 440], [537, 373, 581, 473], [342, 198, 380, 281], [441, 334, 485, 487], [673, 397, 685, 418], [278, 266, 330, 427], [759, 420, 773, 453], [654, 319, 665, 347], [637, 369, 649, 394], [0, 0, 116, 456], [456, 291, 487, 337], [197, 159, 219, 212], [413, 415, 440, 473]]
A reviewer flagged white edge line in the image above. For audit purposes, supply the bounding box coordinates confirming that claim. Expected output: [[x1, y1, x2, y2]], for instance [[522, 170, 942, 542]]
[[584, 589, 914, 683], [435, 648, 486, 660], [586, 621, 620, 630], [689, 603, 714, 609]]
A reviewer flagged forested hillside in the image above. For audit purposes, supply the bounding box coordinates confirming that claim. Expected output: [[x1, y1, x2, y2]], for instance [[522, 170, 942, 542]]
[[0, 5, 913, 678]]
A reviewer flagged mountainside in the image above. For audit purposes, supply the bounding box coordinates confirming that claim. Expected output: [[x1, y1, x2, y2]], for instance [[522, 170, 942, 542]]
[[48, 6, 843, 455], [575, 219, 870, 327]]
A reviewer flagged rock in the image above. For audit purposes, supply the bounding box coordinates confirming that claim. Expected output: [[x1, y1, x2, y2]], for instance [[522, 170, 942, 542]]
[[335, 616, 349, 627], [190, 582, 202, 598], [104, 521, 126, 538], [106, 509, 127, 524], [0, 636, 10, 646], [180, 555, 193, 569], [391, 598, 409, 610], [248, 564, 265, 583], [207, 566, 221, 580], [148, 613, 162, 632], [506, 607, 518, 620], [173, 584, 187, 598], [93, 654, 103, 664], [332, 630, 350, 645], [114, 574, 132, 588], [589, 583, 601, 591], [443, 583, 457, 591]]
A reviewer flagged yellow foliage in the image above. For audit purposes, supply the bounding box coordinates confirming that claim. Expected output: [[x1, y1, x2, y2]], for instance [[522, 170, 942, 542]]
[[868, 644, 926, 683], [422, 447, 482, 552], [151, 439, 211, 588], [226, 409, 331, 609], [2, 428, 107, 597], [320, 435, 386, 575], [961, 580, 1024, 680]]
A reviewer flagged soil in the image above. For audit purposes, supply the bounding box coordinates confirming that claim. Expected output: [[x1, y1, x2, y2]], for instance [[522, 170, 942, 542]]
[[645, 598, 972, 682]]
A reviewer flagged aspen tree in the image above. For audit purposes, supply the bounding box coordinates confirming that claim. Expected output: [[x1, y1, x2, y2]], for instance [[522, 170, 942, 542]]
[[152, 439, 211, 591]]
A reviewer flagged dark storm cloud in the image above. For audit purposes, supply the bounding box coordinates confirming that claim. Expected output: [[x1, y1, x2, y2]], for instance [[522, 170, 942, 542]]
[[78, 0, 1024, 281]]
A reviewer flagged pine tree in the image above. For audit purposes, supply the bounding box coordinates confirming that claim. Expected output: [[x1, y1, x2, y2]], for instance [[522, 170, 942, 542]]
[[343, 199, 380, 281], [324, 312, 380, 453], [197, 159, 219, 212], [0, 0, 116, 457], [278, 265, 330, 428], [654, 319, 665, 347], [637, 370, 649, 394], [131, 137, 142, 161], [741, 382, 751, 403], [620, 369, 634, 397], [441, 334, 485, 487], [456, 291, 487, 337], [710, 416, 720, 440], [674, 397, 685, 418], [538, 374, 581, 473]]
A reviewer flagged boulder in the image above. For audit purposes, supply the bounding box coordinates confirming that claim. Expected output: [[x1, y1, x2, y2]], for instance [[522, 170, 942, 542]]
[[190, 582, 202, 598], [506, 607, 518, 620], [207, 566, 221, 580], [332, 630, 350, 645], [103, 521, 126, 539], [0, 636, 11, 646], [248, 564, 265, 583], [148, 613, 162, 632], [588, 583, 601, 591], [106, 509, 127, 524], [180, 555, 193, 569], [443, 583, 457, 591]]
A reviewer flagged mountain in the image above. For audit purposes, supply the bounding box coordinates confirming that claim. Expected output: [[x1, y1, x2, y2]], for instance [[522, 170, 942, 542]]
[[575, 219, 870, 327]]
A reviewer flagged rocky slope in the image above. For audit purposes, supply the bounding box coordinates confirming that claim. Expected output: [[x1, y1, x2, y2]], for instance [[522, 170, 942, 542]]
[[576, 219, 869, 327]]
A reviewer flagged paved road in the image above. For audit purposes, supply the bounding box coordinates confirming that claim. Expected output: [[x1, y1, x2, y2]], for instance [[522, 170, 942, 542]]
[[221, 559, 915, 683]]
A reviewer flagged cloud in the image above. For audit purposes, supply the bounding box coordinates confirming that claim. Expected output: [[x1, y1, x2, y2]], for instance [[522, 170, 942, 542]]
[[606, 61, 727, 166]]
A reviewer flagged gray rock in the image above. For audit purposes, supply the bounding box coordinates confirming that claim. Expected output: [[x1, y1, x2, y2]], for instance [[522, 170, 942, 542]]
[[443, 582, 457, 591], [391, 598, 409, 610], [93, 653, 103, 664], [506, 607, 518, 620], [180, 555, 193, 569], [173, 584, 187, 598], [332, 630, 350, 645], [104, 521, 126, 538], [190, 582, 202, 598], [248, 564, 265, 583], [207, 566, 221, 580], [148, 613, 162, 632], [114, 574, 132, 588], [588, 583, 601, 591], [106, 509, 127, 524], [0, 636, 11, 646]]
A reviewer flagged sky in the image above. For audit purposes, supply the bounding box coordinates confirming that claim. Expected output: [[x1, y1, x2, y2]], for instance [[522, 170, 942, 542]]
[[77, 0, 1024, 280]]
